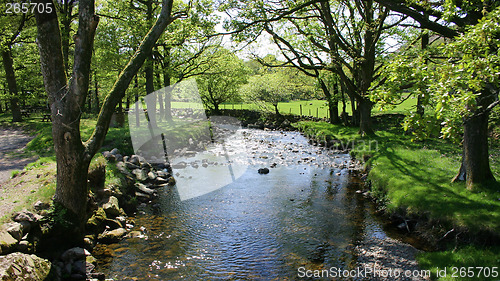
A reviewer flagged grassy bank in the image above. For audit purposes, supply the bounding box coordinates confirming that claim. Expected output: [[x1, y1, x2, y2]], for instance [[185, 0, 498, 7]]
[[293, 118, 500, 280]]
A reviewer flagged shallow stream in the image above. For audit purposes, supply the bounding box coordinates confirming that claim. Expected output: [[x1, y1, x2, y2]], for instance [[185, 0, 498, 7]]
[[95, 129, 417, 280]]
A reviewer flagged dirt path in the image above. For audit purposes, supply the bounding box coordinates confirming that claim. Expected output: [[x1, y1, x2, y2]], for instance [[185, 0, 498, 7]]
[[0, 126, 37, 184]]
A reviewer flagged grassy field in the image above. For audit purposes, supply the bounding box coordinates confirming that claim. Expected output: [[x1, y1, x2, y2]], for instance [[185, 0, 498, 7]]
[[218, 98, 417, 118], [293, 119, 500, 280]]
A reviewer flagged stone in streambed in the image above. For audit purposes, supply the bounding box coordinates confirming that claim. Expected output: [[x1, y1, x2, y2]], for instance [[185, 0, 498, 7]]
[[12, 210, 42, 223], [98, 228, 127, 243], [132, 169, 148, 182], [135, 183, 155, 195], [0, 231, 18, 254], [102, 196, 120, 218], [61, 247, 91, 263], [5, 221, 30, 241], [0, 252, 52, 280], [258, 168, 269, 174]]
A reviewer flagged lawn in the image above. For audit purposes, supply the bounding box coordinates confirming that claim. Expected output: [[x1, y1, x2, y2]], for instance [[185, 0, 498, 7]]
[[293, 119, 500, 280], [219, 97, 417, 118]]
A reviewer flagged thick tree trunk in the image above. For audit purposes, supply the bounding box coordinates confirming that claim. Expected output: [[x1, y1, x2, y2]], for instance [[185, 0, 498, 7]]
[[358, 99, 374, 136], [319, 78, 340, 124], [350, 96, 358, 126], [1, 48, 23, 122], [145, 64, 157, 127], [452, 111, 495, 189], [35, 0, 175, 235]]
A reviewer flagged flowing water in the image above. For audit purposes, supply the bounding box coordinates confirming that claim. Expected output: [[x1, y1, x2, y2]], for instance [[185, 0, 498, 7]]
[[95, 129, 401, 280]]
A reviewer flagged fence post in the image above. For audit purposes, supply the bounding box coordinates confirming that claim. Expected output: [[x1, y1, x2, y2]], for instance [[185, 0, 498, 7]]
[[300, 104, 302, 116], [316, 108, 318, 118]]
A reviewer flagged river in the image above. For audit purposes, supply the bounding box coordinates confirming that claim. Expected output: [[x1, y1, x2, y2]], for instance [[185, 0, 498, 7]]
[[95, 128, 426, 280]]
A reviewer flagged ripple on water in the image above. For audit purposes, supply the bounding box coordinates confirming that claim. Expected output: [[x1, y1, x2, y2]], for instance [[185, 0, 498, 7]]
[[96, 129, 400, 280]]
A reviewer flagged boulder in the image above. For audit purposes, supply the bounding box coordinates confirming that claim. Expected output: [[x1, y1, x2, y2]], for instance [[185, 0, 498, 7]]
[[0, 231, 18, 254], [5, 221, 30, 241], [129, 155, 140, 166], [135, 192, 151, 202], [167, 177, 176, 186], [125, 161, 140, 170], [102, 151, 116, 162], [98, 228, 127, 243], [135, 183, 155, 195], [12, 210, 41, 223], [86, 208, 107, 231], [0, 253, 52, 280], [132, 169, 148, 182], [102, 196, 120, 218], [155, 177, 169, 184], [157, 170, 170, 178], [16, 240, 30, 252], [61, 247, 90, 263], [115, 154, 123, 162], [258, 168, 270, 174], [104, 219, 122, 230], [110, 148, 120, 155], [116, 161, 132, 177], [171, 162, 187, 169], [33, 201, 50, 211], [147, 171, 157, 181]]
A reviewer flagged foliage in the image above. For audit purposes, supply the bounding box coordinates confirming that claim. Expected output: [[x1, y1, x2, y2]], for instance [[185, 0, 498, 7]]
[[241, 72, 293, 114], [430, 8, 500, 133], [196, 48, 248, 112], [295, 120, 500, 235]]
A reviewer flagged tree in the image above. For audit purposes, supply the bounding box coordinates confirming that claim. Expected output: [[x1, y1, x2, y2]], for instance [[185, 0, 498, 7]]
[[225, 0, 403, 135], [196, 48, 247, 113], [374, 0, 500, 189], [437, 10, 499, 188], [241, 71, 292, 116], [0, 12, 32, 122], [34, 0, 177, 234]]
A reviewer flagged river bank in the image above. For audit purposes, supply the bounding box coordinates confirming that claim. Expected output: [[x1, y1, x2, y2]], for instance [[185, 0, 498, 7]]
[[292, 117, 500, 280]]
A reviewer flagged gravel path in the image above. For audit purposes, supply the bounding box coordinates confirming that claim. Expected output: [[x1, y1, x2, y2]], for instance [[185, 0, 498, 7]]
[[0, 127, 37, 184]]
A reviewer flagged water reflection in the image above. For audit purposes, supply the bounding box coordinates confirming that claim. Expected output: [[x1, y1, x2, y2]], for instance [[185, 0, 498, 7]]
[[96, 130, 391, 280]]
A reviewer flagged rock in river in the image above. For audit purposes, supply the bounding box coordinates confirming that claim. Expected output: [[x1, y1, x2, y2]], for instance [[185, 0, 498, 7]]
[[0, 252, 52, 280], [98, 228, 127, 243], [258, 168, 270, 174]]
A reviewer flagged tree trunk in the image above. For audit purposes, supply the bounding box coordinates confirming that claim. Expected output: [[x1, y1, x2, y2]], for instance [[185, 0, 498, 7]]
[[93, 71, 99, 113], [350, 96, 358, 126], [319, 78, 340, 124], [61, 0, 74, 73], [135, 76, 140, 127], [1, 48, 23, 122], [163, 46, 172, 121], [274, 103, 280, 116], [156, 68, 164, 121], [35, 0, 175, 235], [452, 110, 495, 189], [358, 99, 374, 136]]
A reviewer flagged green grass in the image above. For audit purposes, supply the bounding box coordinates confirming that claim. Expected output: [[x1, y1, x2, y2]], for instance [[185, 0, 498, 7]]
[[417, 245, 500, 280], [294, 119, 500, 280], [218, 98, 416, 118]]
